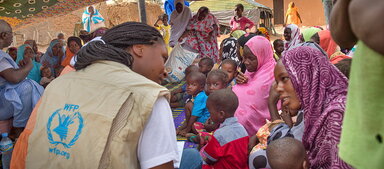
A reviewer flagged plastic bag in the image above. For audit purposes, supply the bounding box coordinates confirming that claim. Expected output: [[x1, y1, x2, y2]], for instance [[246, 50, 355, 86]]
[[165, 43, 198, 82]]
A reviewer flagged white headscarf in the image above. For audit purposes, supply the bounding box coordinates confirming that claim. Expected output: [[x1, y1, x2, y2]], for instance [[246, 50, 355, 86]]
[[70, 37, 105, 67], [284, 24, 302, 50], [169, 0, 192, 47], [82, 6, 105, 33]]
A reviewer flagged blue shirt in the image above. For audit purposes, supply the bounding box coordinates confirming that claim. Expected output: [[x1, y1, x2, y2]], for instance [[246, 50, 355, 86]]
[[192, 91, 210, 123]]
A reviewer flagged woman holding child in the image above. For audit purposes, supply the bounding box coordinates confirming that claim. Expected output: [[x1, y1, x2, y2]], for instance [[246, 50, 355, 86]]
[[40, 39, 64, 77], [273, 46, 351, 168], [169, 0, 192, 47], [233, 36, 276, 136], [16, 44, 42, 83], [180, 7, 220, 62]]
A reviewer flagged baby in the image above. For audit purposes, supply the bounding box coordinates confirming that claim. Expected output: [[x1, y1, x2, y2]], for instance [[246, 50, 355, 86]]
[[198, 57, 214, 76], [220, 59, 238, 87], [40, 67, 55, 88], [177, 72, 209, 136], [267, 137, 309, 169]]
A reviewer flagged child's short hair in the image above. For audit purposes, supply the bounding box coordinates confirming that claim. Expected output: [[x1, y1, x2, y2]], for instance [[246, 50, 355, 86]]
[[207, 89, 239, 116], [273, 39, 284, 47], [185, 65, 199, 76], [267, 137, 306, 169], [236, 4, 244, 11], [334, 58, 352, 79], [187, 71, 206, 87], [207, 69, 229, 84], [199, 57, 214, 67], [221, 59, 238, 69]]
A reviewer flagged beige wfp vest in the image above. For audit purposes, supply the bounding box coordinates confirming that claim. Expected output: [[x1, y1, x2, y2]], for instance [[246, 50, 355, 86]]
[[25, 61, 170, 169]]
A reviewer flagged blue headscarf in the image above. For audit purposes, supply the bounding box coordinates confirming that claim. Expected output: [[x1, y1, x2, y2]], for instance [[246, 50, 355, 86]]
[[164, 0, 189, 22], [40, 39, 62, 76], [16, 44, 42, 83]]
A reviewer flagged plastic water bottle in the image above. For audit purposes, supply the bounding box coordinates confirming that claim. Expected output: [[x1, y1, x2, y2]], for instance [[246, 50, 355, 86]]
[[0, 133, 13, 154]]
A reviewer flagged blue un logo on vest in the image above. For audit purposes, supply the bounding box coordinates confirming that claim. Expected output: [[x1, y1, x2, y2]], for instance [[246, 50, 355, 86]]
[[46, 104, 84, 159]]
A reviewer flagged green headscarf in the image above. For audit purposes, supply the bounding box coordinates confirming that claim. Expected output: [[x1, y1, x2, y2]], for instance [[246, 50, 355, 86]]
[[231, 30, 246, 39], [302, 27, 321, 42]]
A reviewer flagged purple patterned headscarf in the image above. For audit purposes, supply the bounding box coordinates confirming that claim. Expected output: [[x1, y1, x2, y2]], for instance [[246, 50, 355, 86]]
[[281, 46, 352, 168]]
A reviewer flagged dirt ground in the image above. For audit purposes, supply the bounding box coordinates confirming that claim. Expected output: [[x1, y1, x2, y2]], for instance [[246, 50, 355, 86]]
[[12, 1, 164, 52]]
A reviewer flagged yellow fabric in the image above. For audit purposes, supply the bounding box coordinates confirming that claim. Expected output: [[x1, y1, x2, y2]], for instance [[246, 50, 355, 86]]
[[285, 2, 300, 25], [0, 16, 22, 27], [25, 61, 169, 169], [156, 24, 171, 52]]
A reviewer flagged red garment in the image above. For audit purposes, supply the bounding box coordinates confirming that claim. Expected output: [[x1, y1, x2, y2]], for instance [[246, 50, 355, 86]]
[[318, 30, 338, 58], [331, 55, 351, 64], [202, 136, 249, 169], [230, 16, 254, 31], [185, 13, 220, 62]]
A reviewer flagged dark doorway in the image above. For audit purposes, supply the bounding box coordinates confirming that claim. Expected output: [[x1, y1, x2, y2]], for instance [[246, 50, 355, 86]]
[[273, 0, 284, 24]]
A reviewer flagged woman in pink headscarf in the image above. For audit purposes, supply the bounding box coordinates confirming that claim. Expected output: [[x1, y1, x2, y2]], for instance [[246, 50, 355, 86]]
[[283, 24, 302, 50], [232, 36, 276, 136]]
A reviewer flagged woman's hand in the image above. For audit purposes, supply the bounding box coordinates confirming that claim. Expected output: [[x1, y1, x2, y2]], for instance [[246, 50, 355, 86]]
[[236, 71, 248, 84], [19, 58, 33, 70]]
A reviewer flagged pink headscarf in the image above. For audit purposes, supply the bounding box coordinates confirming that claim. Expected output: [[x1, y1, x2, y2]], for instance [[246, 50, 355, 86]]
[[284, 24, 302, 50], [282, 46, 351, 168], [232, 36, 276, 136]]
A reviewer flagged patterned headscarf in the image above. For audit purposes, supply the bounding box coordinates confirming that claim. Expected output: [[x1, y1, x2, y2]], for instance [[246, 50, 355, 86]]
[[284, 24, 302, 50], [281, 46, 352, 168], [221, 37, 240, 64]]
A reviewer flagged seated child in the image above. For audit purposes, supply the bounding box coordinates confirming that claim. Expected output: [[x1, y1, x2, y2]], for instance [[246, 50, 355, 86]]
[[220, 59, 238, 87], [170, 65, 199, 108], [266, 137, 309, 169], [177, 72, 209, 136], [334, 58, 352, 79], [198, 57, 214, 76], [187, 69, 229, 145], [273, 39, 284, 61], [202, 89, 249, 168], [40, 66, 55, 88]]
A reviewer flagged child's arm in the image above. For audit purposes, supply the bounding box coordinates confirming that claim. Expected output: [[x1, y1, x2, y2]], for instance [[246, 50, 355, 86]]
[[248, 135, 259, 153], [330, 0, 357, 50], [154, 16, 161, 27], [268, 83, 281, 121], [171, 86, 183, 95], [281, 107, 293, 128]]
